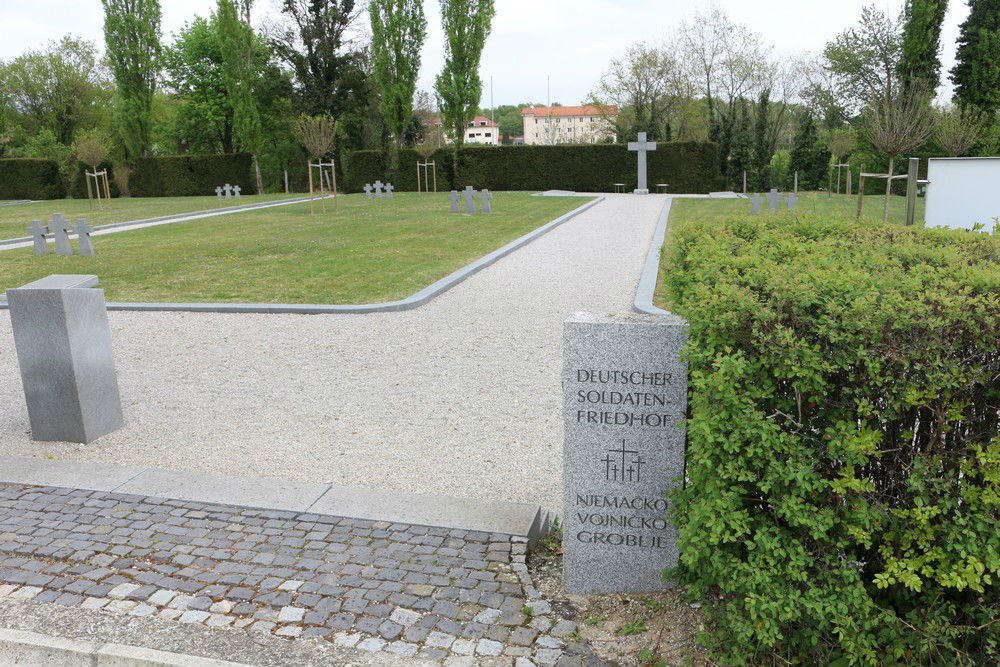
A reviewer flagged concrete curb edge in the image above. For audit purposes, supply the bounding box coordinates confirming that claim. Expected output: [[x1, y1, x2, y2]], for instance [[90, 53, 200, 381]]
[[0, 456, 547, 541], [0, 627, 253, 667], [0, 196, 603, 315], [634, 196, 673, 316]]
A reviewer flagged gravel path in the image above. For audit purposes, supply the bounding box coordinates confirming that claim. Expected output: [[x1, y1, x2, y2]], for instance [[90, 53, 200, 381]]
[[0, 194, 667, 512]]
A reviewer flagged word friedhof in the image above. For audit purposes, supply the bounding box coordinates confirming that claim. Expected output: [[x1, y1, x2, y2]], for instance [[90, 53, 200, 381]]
[[563, 312, 688, 594]]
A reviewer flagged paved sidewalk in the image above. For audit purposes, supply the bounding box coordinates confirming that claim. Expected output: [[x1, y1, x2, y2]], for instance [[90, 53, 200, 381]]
[[0, 483, 605, 666]]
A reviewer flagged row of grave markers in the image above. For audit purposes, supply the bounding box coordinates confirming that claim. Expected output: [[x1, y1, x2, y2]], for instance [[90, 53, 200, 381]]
[[29, 213, 95, 256], [364, 181, 394, 199], [215, 184, 242, 200], [750, 189, 799, 214], [449, 186, 492, 214]]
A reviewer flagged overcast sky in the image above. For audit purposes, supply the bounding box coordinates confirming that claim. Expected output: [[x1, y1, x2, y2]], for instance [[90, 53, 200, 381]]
[[0, 0, 970, 107]]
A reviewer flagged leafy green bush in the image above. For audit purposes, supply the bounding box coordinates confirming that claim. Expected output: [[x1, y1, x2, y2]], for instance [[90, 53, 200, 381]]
[[70, 161, 121, 199], [0, 158, 66, 200], [129, 153, 254, 197], [664, 213, 1000, 666], [344, 142, 722, 193]]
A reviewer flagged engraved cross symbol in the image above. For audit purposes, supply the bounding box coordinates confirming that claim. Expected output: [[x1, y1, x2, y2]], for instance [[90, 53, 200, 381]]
[[602, 440, 643, 483]]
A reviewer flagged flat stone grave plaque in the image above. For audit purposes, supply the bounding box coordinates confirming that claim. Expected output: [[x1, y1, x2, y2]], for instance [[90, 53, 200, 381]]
[[562, 311, 688, 594]]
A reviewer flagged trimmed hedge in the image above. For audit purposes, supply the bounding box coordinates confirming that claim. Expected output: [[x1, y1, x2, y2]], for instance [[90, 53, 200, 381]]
[[70, 161, 121, 199], [344, 142, 722, 193], [129, 153, 254, 197], [665, 213, 1000, 665], [0, 159, 66, 200]]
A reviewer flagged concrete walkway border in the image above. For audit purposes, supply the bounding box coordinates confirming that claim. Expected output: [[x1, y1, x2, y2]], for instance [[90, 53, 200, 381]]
[[634, 196, 673, 316], [0, 195, 327, 248], [0, 627, 253, 667], [0, 196, 603, 315], [0, 455, 549, 540]]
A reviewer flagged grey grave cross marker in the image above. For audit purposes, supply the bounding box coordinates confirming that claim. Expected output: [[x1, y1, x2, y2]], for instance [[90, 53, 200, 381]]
[[784, 193, 799, 210], [476, 188, 492, 213], [223, 184, 233, 200], [750, 193, 764, 215], [29, 221, 48, 255], [374, 180, 384, 198], [215, 186, 224, 200], [448, 190, 460, 213], [765, 188, 783, 211], [385, 183, 394, 199], [74, 219, 95, 256], [51, 213, 72, 255], [364, 184, 373, 199], [463, 185, 476, 214], [233, 185, 241, 199], [627, 132, 657, 194]]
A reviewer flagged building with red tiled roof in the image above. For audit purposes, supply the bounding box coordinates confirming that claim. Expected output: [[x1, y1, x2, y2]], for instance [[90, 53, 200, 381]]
[[465, 116, 500, 146], [521, 105, 617, 145]]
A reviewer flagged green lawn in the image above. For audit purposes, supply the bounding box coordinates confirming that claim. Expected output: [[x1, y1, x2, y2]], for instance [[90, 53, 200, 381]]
[[1, 192, 588, 304], [0, 193, 303, 240], [653, 192, 926, 310], [667, 191, 924, 228]]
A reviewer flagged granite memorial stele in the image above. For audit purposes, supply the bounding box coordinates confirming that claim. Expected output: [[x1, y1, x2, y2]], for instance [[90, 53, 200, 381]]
[[562, 311, 688, 594]]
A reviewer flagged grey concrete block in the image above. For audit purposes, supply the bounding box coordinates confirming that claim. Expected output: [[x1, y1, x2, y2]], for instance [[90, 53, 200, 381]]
[[562, 311, 687, 594], [6, 275, 123, 443]]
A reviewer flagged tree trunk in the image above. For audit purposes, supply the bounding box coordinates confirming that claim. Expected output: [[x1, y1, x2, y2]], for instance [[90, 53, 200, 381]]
[[883, 154, 895, 223], [253, 153, 264, 194]]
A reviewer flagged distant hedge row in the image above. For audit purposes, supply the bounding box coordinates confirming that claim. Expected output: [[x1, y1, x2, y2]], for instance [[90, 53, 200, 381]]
[[0, 159, 66, 200], [344, 142, 724, 194], [70, 161, 121, 199], [129, 154, 255, 197]]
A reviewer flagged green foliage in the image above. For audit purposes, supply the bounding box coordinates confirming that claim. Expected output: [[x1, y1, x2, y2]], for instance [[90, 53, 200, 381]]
[[751, 90, 772, 192], [102, 0, 162, 161], [768, 149, 790, 190], [344, 142, 722, 193], [618, 617, 648, 636], [216, 0, 261, 157], [824, 6, 903, 112], [0, 158, 66, 199], [898, 0, 949, 93], [950, 0, 1000, 114], [434, 0, 496, 148], [727, 100, 751, 190], [70, 161, 121, 199], [664, 212, 1000, 666], [0, 36, 112, 145], [128, 153, 253, 196], [788, 113, 830, 190], [369, 0, 427, 154]]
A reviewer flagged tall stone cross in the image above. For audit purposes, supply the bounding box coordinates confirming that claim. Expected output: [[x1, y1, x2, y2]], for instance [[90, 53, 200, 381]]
[[29, 221, 48, 255], [223, 184, 232, 199], [784, 193, 799, 210], [374, 180, 384, 198], [750, 193, 763, 215], [385, 183, 394, 199], [74, 219, 95, 256], [476, 189, 493, 213], [765, 188, 783, 211], [233, 185, 241, 199], [364, 184, 373, 199], [215, 186, 224, 200], [448, 190, 460, 213], [50, 213, 72, 255], [627, 132, 657, 194], [463, 186, 477, 214]]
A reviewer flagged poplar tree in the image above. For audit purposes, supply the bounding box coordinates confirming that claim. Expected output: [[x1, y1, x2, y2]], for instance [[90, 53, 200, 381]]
[[101, 0, 161, 161], [898, 0, 949, 93], [950, 0, 1000, 114], [370, 0, 427, 162], [727, 100, 752, 191], [751, 89, 772, 191], [434, 0, 496, 150], [217, 0, 264, 193]]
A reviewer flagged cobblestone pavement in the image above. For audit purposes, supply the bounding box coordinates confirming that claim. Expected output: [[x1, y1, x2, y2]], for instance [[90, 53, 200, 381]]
[[0, 484, 607, 667]]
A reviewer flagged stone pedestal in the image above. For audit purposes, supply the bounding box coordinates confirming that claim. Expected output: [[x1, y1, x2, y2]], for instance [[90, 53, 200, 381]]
[[562, 311, 688, 594], [633, 189, 650, 195], [6, 274, 124, 443]]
